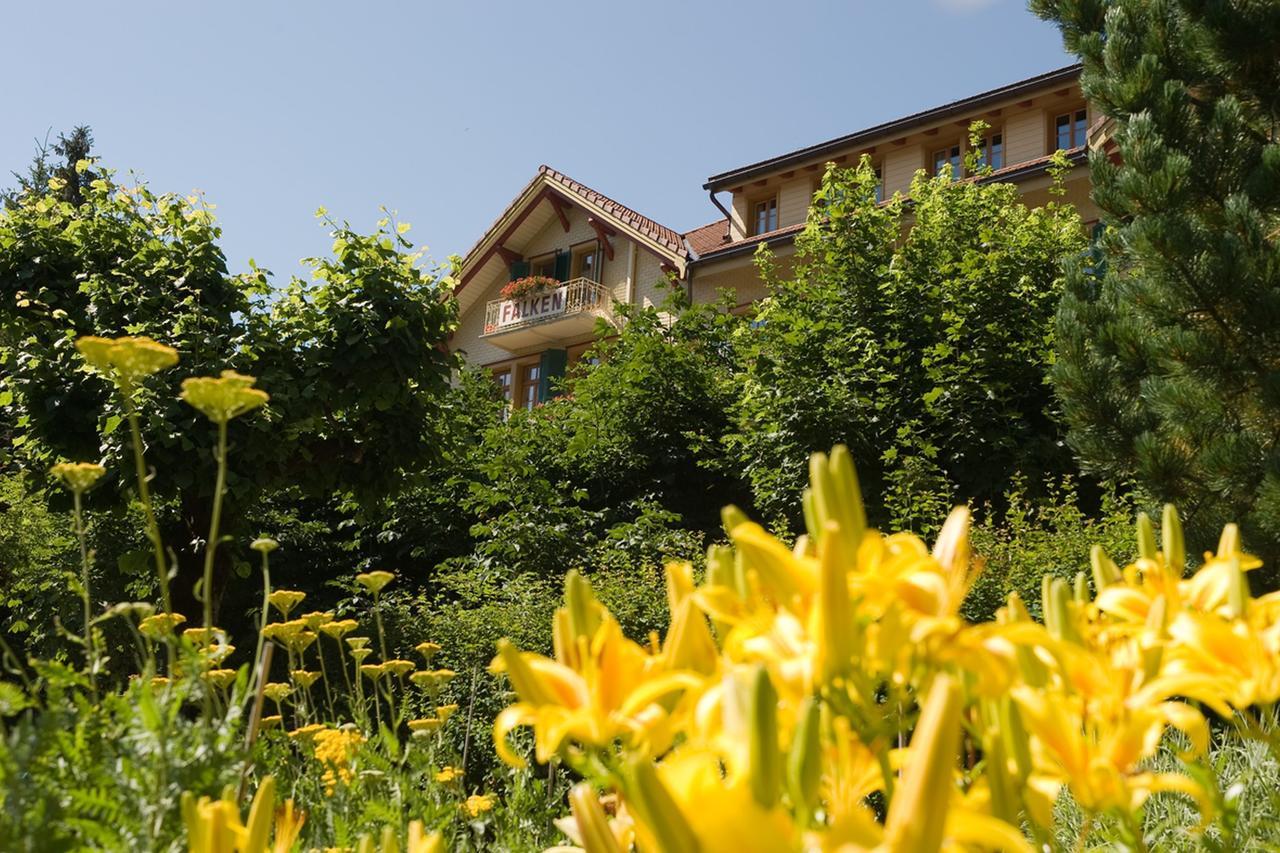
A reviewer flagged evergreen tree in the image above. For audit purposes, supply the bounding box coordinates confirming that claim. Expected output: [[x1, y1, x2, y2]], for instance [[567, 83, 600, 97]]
[[3, 125, 97, 208], [1032, 0, 1280, 582]]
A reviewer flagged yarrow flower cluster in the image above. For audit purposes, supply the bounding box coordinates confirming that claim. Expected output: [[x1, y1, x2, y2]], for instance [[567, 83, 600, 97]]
[[494, 445, 1280, 852]]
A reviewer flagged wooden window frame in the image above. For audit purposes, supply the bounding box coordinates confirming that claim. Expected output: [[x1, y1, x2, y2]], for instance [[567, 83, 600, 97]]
[[976, 130, 1004, 171], [1053, 107, 1088, 150], [527, 251, 559, 279], [514, 357, 542, 411], [932, 143, 962, 178], [569, 239, 601, 282], [750, 194, 779, 236]]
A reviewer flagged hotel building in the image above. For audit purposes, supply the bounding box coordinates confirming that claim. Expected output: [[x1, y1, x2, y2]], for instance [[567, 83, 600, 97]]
[[451, 64, 1106, 411]]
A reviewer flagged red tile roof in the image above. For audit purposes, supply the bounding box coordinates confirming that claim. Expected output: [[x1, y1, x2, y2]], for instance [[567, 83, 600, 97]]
[[540, 165, 686, 257], [682, 218, 731, 257]]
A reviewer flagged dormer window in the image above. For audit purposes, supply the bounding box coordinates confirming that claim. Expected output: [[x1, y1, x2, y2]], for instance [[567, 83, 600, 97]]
[[1055, 109, 1088, 150], [977, 132, 1003, 170], [753, 196, 778, 235], [933, 144, 962, 178]]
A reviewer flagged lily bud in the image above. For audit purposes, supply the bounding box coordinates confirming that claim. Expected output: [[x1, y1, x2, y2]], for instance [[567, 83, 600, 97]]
[[624, 755, 701, 853], [1226, 555, 1250, 619], [565, 570, 601, 645], [1217, 523, 1241, 558], [1136, 512, 1157, 560], [816, 522, 854, 684], [827, 445, 868, 552], [883, 674, 963, 852], [569, 783, 623, 853], [802, 487, 820, 544], [244, 776, 275, 852], [1046, 579, 1078, 644], [1161, 504, 1185, 576], [1073, 571, 1089, 604], [808, 452, 835, 538], [787, 695, 823, 825], [664, 598, 718, 675], [1090, 544, 1121, 590], [722, 505, 749, 537], [748, 666, 782, 809]]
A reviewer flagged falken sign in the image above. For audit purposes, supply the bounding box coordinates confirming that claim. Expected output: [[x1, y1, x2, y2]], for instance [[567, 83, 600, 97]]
[[495, 286, 569, 328]]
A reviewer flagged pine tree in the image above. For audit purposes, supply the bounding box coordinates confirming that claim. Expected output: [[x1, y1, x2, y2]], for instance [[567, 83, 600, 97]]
[[1032, 0, 1280, 582], [3, 125, 97, 208]]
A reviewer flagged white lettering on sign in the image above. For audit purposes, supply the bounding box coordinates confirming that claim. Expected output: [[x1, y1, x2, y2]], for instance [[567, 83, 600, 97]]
[[496, 286, 568, 328]]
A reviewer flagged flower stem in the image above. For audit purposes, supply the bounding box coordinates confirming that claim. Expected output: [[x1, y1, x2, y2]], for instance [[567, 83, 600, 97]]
[[251, 549, 272, 693], [124, 398, 171, 616], [201, 420, 229, 634], [71, 489, 97, 696]]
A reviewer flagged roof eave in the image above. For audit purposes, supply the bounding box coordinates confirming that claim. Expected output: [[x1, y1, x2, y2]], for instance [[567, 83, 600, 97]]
[[703, 64, 1083, 191]]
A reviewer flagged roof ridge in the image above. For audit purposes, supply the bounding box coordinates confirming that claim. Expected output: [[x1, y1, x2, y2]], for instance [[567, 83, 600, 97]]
[[540, 166, 686, 256]]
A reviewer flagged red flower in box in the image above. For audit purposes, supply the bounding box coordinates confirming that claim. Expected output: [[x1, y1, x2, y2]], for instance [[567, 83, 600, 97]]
[[500, 275, 560, 301]]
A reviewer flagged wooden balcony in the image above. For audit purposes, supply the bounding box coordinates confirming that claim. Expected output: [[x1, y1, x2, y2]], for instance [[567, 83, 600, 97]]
[[481, 277, 613, 349]]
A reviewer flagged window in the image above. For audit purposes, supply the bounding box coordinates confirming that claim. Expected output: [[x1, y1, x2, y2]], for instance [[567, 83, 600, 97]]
[[529, 253, 558, 279], [493, 369, 512, 419], [1055, 109, 1088, 150], [570, 242, 600, 282], [753, 196, 778, 235], [977, 133, 1003, 170], [873, 166, 883, 203], [519, 363, 541, 411], [933, 144, 962, 178]]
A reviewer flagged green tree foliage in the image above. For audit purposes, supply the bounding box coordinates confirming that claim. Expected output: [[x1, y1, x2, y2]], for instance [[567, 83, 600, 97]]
[[731, 158, 1087, 529], [0, 165, 458, 616], [1032, 0, 1280, 582]]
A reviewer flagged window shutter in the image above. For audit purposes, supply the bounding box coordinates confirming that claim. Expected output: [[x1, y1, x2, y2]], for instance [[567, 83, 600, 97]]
[[553, 251, 571, 282], [509, 261, 529, 281], [538, 348, 568, 401]]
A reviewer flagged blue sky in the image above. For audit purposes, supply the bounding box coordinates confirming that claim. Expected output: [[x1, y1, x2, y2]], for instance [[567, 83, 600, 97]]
[[3, 1, 1070, 280]]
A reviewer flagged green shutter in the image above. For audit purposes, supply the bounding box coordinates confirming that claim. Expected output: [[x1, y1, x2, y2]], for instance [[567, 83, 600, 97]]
[[509, 261, 529, 281], [538, 348, 568, 401], [553, 251, 571, 282]]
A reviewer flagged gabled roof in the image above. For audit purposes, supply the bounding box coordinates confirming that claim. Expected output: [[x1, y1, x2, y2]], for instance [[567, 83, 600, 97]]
[[458, 165, 687, 295], [704, 64, 1083, 191]]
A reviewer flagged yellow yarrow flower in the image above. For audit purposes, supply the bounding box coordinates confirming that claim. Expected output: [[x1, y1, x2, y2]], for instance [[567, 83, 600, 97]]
[[462, 793, 495, 818], [415, 641, 442, 661], [290, 670, 322, 689], [313, 727, 364, 794], [383, 659, 415, 677], [263, 682, 292, 703], [49, 462, 106, 494], [268, 589, 306, 617], [355, 570, 395, 594], [434, 766, 463, 784], [360, 663, 387, 681], [180, 370, 269, 424], [346, 636, 370, 650], [320, 619, 359, 639], [408, 718, 442, 734], [76, 335, 178, 387], [201, 669, 237, 689], [138, 612, 186, 638]]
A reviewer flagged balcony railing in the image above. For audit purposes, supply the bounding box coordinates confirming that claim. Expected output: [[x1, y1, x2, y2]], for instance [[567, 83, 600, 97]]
[[481, 277, 612, 340]]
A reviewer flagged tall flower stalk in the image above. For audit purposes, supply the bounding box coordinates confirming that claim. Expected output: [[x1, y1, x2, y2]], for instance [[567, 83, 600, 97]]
[[75, 336, 179, 615], [180, 370, 269, 633], [50, 461, 107, 688]]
